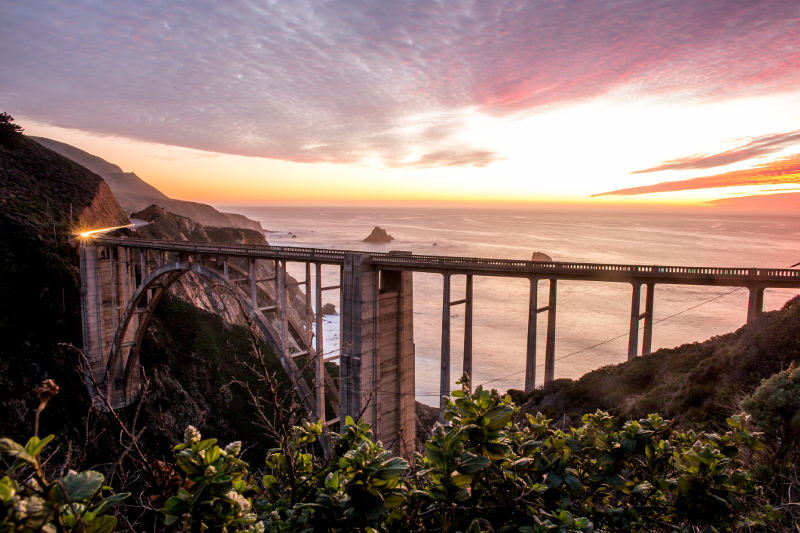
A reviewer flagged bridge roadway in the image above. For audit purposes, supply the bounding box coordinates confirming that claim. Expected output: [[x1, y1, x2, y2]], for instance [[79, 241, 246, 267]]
[[93, 237, 800, 287]]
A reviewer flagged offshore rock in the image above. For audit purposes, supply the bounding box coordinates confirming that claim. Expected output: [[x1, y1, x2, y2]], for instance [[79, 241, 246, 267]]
[[363, 226, 394, 243], [531, 251, 553, 262]]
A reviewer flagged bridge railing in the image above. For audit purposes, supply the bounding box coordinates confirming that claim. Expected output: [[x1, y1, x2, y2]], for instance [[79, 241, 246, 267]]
[[93, 237, 800, 282]]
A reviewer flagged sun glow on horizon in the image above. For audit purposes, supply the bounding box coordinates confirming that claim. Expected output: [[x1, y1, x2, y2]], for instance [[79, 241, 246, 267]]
[[20, 89, 800, 212]]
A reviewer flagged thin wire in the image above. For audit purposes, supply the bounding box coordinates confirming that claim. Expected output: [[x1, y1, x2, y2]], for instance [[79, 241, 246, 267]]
[[475, 286, 745, 388]]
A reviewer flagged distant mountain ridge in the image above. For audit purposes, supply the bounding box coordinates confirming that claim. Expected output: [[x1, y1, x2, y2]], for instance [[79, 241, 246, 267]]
[[32, 136, 263, 232]]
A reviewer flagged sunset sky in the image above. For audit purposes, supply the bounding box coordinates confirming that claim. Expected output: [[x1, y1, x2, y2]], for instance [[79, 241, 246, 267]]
[[2, 0, 799, 209]]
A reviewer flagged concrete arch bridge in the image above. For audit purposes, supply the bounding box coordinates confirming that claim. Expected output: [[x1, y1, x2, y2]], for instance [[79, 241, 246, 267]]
[[79, 237, 800, 454]]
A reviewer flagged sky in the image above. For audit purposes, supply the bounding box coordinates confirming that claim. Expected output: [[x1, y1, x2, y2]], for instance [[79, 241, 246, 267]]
[[1, 0, 800, 210]]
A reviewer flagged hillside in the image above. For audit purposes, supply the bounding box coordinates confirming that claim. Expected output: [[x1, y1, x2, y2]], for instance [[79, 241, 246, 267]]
[[0, 130, 287, 465], [521, 295, 800, 429], [32, 136, 263, 232], [0, 131, 128, 439]]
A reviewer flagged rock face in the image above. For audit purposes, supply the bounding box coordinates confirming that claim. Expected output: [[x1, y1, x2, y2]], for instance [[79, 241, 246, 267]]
[[363, 226, 394, 243], [32, 137, 263, 232], [321, 303, 337, 315], [531, 251, 553, 262], [130, 205, 311, 349]]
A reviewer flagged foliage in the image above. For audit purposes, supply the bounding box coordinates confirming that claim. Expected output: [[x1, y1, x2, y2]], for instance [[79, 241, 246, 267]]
[[0, 436, 128, 532], [162, 426, 261, 532], [0, 113, 23, 147], [742, 365, 800, 461], [160, 381, 774, 532]]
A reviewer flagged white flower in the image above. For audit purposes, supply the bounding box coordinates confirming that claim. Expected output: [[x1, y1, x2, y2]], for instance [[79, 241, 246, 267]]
[[24, 478, 40, 491], [225, 490, 251, 513], [204, 465, 216, 477], [184, 425, 201, 444], [224, 441, 242, 456], [13, 497, 28, 517], [252, 521, 266, 533]]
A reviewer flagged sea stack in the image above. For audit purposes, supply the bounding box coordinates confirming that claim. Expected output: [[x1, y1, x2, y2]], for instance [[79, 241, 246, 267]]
[[363, 226, 394, 243], [531, 251, 553, 262]]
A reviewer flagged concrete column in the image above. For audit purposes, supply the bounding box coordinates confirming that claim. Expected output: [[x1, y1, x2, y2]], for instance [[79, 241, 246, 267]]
[[340, 254, 373, 423], [747, 286, 764, 324], [249, 258, 257, 310], [544, 279, 557, 384], [628, 282, 642, 360], [377, 270, 415, 456], [463, 274, 473, 388], [79, 243, 104, 381], [525, 277, 538, 393], [642, 283, 655, 355], [314, 263, 325, 422], [440, 273, 451, 421], [279, 260, 288, 358]]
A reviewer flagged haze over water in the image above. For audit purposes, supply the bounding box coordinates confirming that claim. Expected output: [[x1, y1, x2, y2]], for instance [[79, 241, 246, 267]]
[[227, 205, 800, 405]]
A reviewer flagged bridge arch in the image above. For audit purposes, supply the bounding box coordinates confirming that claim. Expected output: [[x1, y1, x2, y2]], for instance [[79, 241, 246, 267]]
[[104, 261, 315, 413]]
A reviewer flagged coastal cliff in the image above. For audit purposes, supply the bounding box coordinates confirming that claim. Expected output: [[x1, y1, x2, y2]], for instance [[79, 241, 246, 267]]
[[32, 136, 263, 232]]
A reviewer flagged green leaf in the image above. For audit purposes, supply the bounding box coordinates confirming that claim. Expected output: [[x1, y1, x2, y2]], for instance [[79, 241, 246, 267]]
[[50, 470, 104, 503], [83, 515, 117, 533], [24, 434, 55, 458], [484, 405, 514, 430]]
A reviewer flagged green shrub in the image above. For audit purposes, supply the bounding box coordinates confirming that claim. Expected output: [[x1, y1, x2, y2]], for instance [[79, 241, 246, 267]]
[[743, 366, 800, 461], [160, 382, 775, 532]]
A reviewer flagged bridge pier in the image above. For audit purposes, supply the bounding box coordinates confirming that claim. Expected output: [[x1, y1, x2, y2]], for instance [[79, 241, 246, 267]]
[[525, 278, 558, 390], [340, 255, 415, 455], [747, 286, 765, 324], [628, 282, 655, 359]]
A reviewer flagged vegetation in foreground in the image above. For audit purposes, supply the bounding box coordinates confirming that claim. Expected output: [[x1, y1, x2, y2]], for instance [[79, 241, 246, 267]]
[[4, 374, 797, 532]]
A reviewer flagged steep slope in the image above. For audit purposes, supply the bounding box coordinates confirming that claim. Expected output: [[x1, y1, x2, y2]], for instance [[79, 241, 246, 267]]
[[0, 133, 128, 439], [32, 136, 263, 232], [522, 296, 800, 429]]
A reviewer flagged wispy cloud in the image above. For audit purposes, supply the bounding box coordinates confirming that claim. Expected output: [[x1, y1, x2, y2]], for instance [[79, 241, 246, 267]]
[[1, 0, 799, 165], [633, 131, 800, 173], [594, 155, 800, 196], [401, 149, 503, 169]]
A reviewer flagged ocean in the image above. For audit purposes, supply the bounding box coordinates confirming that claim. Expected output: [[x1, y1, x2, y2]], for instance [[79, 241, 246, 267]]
[[223, 205, 800, 405]]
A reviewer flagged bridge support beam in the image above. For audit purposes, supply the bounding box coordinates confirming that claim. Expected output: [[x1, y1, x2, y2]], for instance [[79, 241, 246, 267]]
[[463, 274, 473, 389], [341, 255, 415, 455], [747, 286, 765, 324], [642, 283, 655, 355], [440, 273, 451, 421], [629, 282, 656, 359], [628, 282, 641, 360], [544, 279, 558, 385]]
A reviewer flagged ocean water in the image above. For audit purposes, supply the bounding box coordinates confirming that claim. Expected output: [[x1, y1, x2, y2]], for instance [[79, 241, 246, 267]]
[[223, 205, 800, 405]]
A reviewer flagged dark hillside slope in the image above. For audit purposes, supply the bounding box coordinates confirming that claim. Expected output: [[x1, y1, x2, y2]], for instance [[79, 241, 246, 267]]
[[523, 296, 800, 428], [0, 134, 128, 438]]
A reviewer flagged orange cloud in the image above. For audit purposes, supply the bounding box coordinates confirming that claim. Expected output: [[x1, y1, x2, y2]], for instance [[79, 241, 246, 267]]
[[594, 154, 800, 196], [632, 130, 800, 173]]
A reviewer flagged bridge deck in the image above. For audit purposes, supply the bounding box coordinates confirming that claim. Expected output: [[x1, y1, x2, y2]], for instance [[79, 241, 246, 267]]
[[94, 237, 800, 287]]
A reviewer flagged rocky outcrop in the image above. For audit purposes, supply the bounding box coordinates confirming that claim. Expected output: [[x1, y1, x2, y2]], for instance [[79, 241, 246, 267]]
[[363, 226, 394, 243], [32, 137, 263, 232], [130, 205, 312, 350], [531, 251, 553, 262], [321, 303, 337, 315]]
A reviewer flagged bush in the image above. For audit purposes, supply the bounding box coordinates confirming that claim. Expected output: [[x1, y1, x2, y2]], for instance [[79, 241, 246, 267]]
[[160, 381, 774, 532], [0, 112, 23, 147], [743, 365, 800, 461]]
